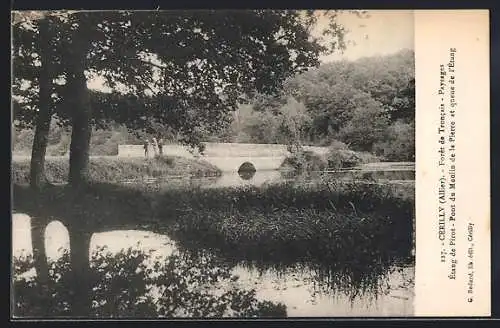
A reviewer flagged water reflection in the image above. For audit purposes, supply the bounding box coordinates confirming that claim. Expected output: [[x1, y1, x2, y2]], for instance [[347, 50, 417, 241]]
[[207, 171, 281, 188], [118, 169, 415, 190], [238, 170, 256, 181], [12, 213, 414, 317], [189, 169, 415, 190], [12, 167, 415, 317], [45, 221, 70, 261], [231, 264, 413, 316], [133, 171, 284, 190]]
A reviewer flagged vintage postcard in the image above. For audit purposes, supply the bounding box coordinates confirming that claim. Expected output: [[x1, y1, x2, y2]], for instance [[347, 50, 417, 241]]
[[10, 9, 489, 318]]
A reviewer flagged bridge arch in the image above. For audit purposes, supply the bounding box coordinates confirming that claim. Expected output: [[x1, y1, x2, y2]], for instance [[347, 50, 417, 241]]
[[238, 162, 256, 180], [238, 161, 256, 172], [202, 157, 287, 172]]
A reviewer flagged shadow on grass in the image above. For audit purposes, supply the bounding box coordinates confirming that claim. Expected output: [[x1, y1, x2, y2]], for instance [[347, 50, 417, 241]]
[[12, 182, 168, 232]]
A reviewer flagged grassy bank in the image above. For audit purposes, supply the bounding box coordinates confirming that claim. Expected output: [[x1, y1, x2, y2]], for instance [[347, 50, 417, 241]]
[[159, 181, 414, 266], [13, 176, 414, 295], [12, 156, 221, 185], [155, 181, 414, 294], [13, 180, 414, 264]]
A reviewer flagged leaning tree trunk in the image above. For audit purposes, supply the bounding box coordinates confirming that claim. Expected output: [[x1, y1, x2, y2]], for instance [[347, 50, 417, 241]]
[[29, 18, 52, 190], [29, 18, 51, 302]]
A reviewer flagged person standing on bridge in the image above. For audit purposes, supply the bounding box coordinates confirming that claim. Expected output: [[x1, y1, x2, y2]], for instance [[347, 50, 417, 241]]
[[143, 139, 150, 158], [151, 137, 159, 157], [158, 137, 163, 156]]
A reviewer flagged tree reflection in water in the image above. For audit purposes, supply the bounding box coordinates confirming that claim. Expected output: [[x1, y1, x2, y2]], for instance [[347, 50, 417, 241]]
[[12, 246, 287, 318], [177, 245, 413, 306]]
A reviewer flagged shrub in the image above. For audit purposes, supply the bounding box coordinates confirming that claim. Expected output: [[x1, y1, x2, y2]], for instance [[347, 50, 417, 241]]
[[327, 139, 349, 150], [47, 133, 71, 156], [373, 121, 415, 162], [12, 128, 35, 154], [326, 148, 359, 169], [325, 140, 380, 169], [280, 150, 328, 172]]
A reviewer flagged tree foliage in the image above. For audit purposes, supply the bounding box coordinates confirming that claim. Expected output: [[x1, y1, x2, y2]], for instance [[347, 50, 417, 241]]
[[12, 10, 351, 148], [214, 49, 415, 161]]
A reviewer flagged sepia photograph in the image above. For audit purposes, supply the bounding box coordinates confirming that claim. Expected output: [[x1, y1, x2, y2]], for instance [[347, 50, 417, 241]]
[[11, 9, 416, 318]]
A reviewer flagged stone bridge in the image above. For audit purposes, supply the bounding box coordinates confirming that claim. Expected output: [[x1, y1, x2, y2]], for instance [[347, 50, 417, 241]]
[[118, 142, 329, 172]]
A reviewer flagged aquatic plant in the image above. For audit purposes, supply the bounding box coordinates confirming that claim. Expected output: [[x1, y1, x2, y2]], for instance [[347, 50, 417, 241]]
[[158, 180, 414, 294]]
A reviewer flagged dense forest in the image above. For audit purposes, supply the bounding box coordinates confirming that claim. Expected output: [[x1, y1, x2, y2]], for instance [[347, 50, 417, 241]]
[[13, 49, 414, 162]]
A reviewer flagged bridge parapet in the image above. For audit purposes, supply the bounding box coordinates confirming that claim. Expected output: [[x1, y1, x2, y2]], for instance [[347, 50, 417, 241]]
[[118, 142, 328, 159], [200, 142, 291, 158], [118, 144, 194, 158], [117, 142, 329, 172]]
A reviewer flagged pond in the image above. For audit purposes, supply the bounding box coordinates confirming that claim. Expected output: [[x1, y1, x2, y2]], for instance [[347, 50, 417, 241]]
[[120, 168, 415, 189], [12, 216, 414, 317], [12, 168, 415, 317]]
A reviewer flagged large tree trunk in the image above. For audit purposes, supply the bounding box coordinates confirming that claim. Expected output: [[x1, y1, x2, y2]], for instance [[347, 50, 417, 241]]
[[29, 18, 52, 190], [68, 70, 91, 187], [64, 22, 94, 316], [67, 27, 92, 188]]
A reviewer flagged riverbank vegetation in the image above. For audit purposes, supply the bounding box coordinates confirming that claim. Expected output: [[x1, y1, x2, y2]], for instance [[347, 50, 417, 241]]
[[280, 140, 382, 172], [157, 179, 414, 299], [160, 181, 414, 266], [12, 156, 221, 185], [13, 177, 414, 296]]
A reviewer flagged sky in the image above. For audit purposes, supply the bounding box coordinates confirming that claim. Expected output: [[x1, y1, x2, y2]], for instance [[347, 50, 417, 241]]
[[87, 10, 414, 91], [318, 10, 414, 63]]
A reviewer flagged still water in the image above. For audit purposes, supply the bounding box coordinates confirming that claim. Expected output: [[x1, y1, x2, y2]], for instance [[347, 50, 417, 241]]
[[12, 169, 415, 317], [121, 168, 416, 189]]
